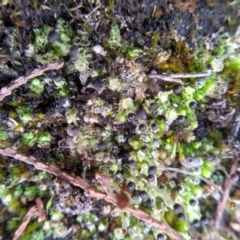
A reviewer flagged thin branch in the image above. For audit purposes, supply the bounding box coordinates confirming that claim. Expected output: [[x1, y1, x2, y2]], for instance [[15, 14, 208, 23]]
[[148, 71, 211, 85], [35, 197, 46, 222], [0, 61, 64, 102], [0, 148, 181, 240], [148, 74, 184, 84], [214, 156, 238, 229], [13, 205, 37, 240], [166, 71, 211, 78]]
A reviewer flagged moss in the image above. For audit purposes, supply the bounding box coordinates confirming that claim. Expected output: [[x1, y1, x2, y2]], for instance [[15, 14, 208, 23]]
[[201, 162, 214, 178], [191, 58, 207, 72], [125, 46, 143, 60], [166, 57, 185, 73], [0, 2, 239, 239], [208, 130, 222, 142], [7, 217, 22, 231], [151, 32, 161, 48], [169, 94, 182, 105], [212, 39, 227, 56], [24, 185, 38, 200], [181, 142, 198, 156], [0, 130, 8, 140], [37, 132, 52, 147], [11, 164, 29, 181], [194, 74, 217, 101], [29, 78, 44, 95], [33, 26, 54, 52], [108, 24, 121, 49], [184, 109, 197, 128], [224, 56, 240, 75], [19, 222, 42, 240], [8, 199, 22, 212]]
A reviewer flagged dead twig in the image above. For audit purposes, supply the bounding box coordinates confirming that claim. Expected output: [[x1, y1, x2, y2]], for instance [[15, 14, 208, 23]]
[[0, 148, 181, 240], [214, 156, 238, 229], [13, 205, 37, 240], [148, 74, 184, 84], [164, 71, 211, 79], [148, 71, 211, 85], [0, 61, 64, 102], [35, 197, 46, 222]]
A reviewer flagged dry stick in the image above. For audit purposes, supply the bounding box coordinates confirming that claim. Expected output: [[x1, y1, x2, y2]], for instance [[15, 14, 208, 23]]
[[148, 71, 211, 85], [13, 205, 37, 240], [0, 61, 64, 102], [0, 148, 181, 240], [166, 71, 211, 78], [35, 197, 46, 222], [148, 74, 184, 84], [214, 156, 238, 229]]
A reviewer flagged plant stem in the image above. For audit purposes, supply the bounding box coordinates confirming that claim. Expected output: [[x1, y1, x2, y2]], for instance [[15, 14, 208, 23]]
[[148, 71, 211, 84], [148, 74, 184, 84], [0, 61, 64, 102], [13, 205, 37, 240], [214, 156, 238, 228], [0, 148, 181, 240], [36, 197, 46, 222]]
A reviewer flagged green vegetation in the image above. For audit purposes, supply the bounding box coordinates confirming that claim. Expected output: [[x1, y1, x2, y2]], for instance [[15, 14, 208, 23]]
[[0, 1, 239, 240]]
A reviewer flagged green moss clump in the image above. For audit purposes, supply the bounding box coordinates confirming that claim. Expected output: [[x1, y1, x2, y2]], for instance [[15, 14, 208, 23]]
[[0, 130, 8, 140]]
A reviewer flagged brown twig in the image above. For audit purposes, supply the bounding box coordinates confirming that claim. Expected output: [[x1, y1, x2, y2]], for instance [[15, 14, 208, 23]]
[[35, 197, 46, 222], [0, 61, 64, 102], [214, 156, 238, 229], [148, 71, 211, 85], [0, 148, 181, 240], [13, 205, 37, 240], [148, 74, 184, 84]]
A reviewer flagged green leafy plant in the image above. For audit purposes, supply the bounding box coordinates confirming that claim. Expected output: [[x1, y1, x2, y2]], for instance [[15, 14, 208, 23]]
[[16, 105, 33, 124], [21, 131, 38, 146], [0, 130, 8, 140], [29, 78, 44, 95], [108, 24, 121, 49], [37, 132, 52, 147]]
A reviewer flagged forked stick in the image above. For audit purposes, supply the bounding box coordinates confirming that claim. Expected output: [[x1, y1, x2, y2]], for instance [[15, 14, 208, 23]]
[[0, 148, 181, 240]]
